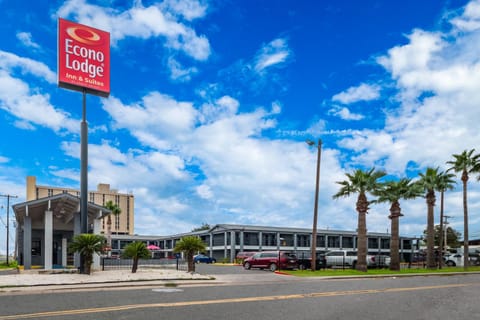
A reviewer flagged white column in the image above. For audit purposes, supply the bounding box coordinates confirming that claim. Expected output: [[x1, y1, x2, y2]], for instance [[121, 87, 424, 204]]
[[92, 213, 102, 270], [62, 238, 68, 267], [44, 210, 53, 270]]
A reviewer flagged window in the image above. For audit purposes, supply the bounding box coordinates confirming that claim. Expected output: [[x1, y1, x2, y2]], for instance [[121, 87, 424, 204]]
[[297, 234, 310, 247], [381, 238, 390, 249], [317, 235, 325, 247], [342, 236, 354, 248], [368, 238, 379, 249], [328, 236, 340, 248], [244, 232, 259, 246], [32, 240, 41, 256], [402, 239, 412, 250], [262, 233, 276, 246]]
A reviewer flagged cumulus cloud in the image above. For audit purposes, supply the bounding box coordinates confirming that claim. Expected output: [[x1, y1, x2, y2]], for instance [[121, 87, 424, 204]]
[[56, 0, 211, 61], [16, 32, 41, 49], [332, 83, 381, 104], [328, 106, 365, 121]]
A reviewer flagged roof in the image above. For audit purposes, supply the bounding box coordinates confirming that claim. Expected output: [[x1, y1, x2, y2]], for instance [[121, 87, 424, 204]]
[[13, 193, 111, 224]]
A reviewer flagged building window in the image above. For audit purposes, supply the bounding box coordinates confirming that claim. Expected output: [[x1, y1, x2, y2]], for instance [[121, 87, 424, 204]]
[[368, 238, 379, 249], [297, 234, 310, 247], [89, 192, 95, 202], [342, 236, 354, 248], [244, 232, 259, 246], [32, 240, 41, 256], [381, 238, 390, 249], [402, 239, 412, 250], [317, 235, 325, 247], [328, 236, 340, 248], [262, 233, 276, 246], [48, 189, 53, 197], [280, 234, 293, 246], [127, 197, 131, 231]]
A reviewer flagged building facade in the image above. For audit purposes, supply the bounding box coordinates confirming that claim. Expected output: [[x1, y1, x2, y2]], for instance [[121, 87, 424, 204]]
[[110, 224, 417, 263], [26, 176, 134, 235]]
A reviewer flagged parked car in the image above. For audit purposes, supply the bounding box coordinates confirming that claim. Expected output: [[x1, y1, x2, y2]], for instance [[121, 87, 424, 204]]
[[243, 251, 298, 272], [444, 253, 480, 267], [323, 250, 379, 269], [193, 254, 216, 264], [235, 251, 257, 263], [296, 251, 326, 270]]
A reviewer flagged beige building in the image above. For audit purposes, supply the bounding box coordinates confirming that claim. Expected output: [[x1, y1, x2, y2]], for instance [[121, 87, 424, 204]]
[[26, 176, 134, 235]]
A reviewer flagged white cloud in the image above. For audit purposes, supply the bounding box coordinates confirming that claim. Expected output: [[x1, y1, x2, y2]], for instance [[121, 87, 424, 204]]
[[332, 83, 381, 104], [16, 32, 41, 49], [450, 0, 480, 31], [56, 0, 211, 61], [161, 0, 208, 21], [254, 38, 291, 72], [102, 92, 198, 149], [167, 56, 198, 81], [0, 68, 78, 133], [328, 106, 365, 121], [0, 51, 56, 84]]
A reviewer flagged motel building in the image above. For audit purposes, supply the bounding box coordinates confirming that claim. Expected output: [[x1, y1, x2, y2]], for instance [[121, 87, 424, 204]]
[[110, 224, 417, 263]]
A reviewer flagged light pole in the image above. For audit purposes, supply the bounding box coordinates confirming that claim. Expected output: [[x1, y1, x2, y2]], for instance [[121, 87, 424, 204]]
[[306, 139, 322, 271], [0, 194, 18, 266]]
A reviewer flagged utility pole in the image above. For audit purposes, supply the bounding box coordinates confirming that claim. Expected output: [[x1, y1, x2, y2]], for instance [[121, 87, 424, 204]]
[[306, 139, 322, 271], [0, 194, 18, 265]]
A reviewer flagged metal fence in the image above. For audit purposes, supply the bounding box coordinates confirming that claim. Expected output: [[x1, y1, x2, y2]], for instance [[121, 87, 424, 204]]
[[102, 257, 188, 271]]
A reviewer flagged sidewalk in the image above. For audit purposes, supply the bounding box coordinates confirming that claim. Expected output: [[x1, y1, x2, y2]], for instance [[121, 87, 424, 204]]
[[0, 268, 215, 293]]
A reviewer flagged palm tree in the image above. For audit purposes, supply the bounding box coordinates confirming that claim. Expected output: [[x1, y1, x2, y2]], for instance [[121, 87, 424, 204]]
[[173, 236, 206, 272], [372, 178, 424, 271], [447, 149, 480, 270], [436, 171, 456, 268], [417, 167, 445, 269], [69, 234, 106, 275], [122, 242, 150, 273], [104, 200, 121, 255], [333, 168, 386, 272]]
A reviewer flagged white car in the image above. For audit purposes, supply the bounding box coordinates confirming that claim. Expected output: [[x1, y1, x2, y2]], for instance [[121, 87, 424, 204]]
[[444, 253, 480, 267]]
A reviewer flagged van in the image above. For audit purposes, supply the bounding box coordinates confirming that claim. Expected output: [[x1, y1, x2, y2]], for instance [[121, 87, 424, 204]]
[[243, 251, 298, 272]]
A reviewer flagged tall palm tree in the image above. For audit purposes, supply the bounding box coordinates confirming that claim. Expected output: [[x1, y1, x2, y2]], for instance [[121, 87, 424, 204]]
[[436, 171, 456, 268], [372, 178, 424, 271], [447, 149, 480, 270], [417, 167, 445, 269], [333, 168, 386, 272], [122, 242, 150, 273], [173, 236, 206, 272], [69, 234, 106, 275], [104, 200, 122, 255]]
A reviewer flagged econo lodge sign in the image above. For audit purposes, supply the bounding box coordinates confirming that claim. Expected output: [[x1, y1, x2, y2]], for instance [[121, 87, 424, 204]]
[[58, 18, 110, 97]]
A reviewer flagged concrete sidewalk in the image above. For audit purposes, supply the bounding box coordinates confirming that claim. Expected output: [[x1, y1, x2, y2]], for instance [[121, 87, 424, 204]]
[[0, 268, 215, 292]]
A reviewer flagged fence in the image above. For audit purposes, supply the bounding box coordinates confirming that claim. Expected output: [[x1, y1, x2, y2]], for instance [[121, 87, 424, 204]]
[[102, 257, 188, 271]]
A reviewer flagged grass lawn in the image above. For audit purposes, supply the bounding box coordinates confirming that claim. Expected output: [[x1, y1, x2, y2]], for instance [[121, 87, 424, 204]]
[[282, 266, 480, 277]]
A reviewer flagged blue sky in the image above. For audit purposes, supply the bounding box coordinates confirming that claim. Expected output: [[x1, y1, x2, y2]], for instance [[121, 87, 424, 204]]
[[2, 0, 480, 254]]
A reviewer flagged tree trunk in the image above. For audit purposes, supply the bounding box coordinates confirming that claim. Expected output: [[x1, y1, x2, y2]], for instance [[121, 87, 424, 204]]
[[389, 201, 402, 271], [438, 191, 445, 269], [356, 193, 369, 272], [426, 190, 436, 269], [84, 255, 92, 275], [187, 254, 195, 272], [462, 171, 469, 270], [107, 215, 112, 257], [132, 257, 138, 273]]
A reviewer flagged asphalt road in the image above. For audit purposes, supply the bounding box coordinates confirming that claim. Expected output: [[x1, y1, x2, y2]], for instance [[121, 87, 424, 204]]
[[0, 265, 479, 320]]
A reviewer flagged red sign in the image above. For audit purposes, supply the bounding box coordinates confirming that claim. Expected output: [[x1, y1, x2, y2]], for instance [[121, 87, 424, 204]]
[[58, 18, 110, 97]]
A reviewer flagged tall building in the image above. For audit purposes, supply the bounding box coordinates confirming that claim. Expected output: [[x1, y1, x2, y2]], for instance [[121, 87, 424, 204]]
[[26, 176, 134, 235]]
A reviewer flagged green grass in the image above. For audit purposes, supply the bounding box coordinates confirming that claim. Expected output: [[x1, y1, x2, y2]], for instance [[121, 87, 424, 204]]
[[282, 266, 480, 277], [0, 261, 18, 269]]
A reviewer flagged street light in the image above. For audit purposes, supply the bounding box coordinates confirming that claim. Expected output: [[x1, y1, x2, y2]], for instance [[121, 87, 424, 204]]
[[306, 139, 322, 271]]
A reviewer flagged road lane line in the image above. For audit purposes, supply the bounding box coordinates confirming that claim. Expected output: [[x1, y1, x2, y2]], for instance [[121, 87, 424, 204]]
[[0, 282, 475, 319]]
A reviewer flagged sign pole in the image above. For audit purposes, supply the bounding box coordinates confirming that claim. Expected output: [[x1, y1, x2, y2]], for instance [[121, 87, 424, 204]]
[[81, 88, 88, 235]]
